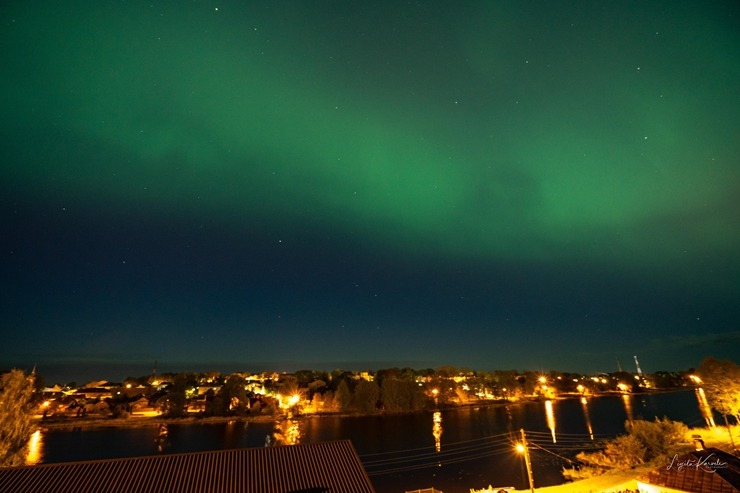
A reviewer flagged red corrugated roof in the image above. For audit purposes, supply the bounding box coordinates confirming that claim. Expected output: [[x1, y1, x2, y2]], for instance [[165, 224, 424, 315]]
[[638, 447, 740, 493], [0, 440, 376, 493]]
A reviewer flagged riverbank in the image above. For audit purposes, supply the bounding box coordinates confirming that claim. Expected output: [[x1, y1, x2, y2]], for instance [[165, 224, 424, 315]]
[[33, 387, 700, 431], [34, 398, 509, 430], [37, 414, 275, 430]]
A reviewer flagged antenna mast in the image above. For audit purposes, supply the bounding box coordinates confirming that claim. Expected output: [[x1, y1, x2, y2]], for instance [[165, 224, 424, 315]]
[[633, 355, 643, 377]]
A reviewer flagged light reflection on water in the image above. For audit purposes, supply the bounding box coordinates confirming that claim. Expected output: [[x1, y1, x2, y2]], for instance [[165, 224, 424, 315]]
[[580, 397, 594, 440], [695, 388, 715, 427], [544, 400, 556, 443], [621, 394, 634, 424], [432, 411, 443, 452], [274, 417, 302, 445], [25, 429, 43, 465]]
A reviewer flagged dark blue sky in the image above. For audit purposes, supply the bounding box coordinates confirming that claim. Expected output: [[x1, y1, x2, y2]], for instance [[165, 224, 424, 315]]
[[2, 1, 739, 382]]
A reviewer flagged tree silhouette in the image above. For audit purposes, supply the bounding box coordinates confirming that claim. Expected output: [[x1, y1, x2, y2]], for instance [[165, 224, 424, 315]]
[[0, 369, 37, 467], [697, 357, 740, 451]]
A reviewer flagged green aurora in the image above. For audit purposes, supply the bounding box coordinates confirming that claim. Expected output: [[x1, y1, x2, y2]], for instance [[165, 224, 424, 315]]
[[2, 1, 738, 378]]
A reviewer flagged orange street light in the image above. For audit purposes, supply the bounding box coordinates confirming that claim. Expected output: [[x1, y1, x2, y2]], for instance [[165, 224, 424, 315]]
[[517, 430, 535, 493]]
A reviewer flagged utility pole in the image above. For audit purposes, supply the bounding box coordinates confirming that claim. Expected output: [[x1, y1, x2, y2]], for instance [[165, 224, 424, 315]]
[[520, 429, 535, 493]]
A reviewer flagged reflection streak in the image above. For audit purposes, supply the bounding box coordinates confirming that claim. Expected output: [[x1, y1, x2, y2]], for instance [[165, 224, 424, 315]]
[[433, 411, 443, 452], [545, 399, 556, 443], [26, 429, 43, 465], [695, 388, 715, 427], [274, 418, 302, 445], [621, 394, 634, 425], [580, 397, 594, 440]]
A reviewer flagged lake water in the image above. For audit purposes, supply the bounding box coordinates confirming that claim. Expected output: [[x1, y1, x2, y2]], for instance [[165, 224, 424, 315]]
[[31, 390, 715, 493]]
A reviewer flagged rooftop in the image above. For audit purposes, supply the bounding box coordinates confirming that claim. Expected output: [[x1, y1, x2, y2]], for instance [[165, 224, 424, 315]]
[[0, 440, 376, 493]]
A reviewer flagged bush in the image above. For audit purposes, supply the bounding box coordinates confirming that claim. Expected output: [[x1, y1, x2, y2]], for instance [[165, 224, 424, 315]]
[[630, 417, 688, 462], [576, 418, 689, 473], [576, 434, 645, 473]]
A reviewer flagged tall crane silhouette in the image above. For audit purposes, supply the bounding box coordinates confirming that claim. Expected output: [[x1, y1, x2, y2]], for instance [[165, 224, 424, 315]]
[[634, 355, 643, 377]]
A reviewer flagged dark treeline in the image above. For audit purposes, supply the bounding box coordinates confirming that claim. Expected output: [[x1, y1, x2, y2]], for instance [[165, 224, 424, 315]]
[[32, 363, 720, 421], [98, 365, 699, 419]]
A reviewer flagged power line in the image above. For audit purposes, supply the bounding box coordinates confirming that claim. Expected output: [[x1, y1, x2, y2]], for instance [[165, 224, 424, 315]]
[[528, 440, 581, 465], [365, 446, 517, 476], [363, 439, 515, 468], [360, 430, 513, 458], [360, 428, 605, 477]]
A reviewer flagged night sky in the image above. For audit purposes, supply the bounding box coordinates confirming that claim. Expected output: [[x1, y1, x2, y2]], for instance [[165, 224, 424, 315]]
[[2, 1, 739, 382]]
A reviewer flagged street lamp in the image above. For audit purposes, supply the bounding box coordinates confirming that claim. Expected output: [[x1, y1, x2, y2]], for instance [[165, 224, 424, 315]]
[[516, 429, 535, 493]]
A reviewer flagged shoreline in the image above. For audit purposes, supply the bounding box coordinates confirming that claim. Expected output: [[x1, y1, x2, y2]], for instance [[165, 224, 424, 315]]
[[36, 414, 275, 430], [36, 388, 691, 430]]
